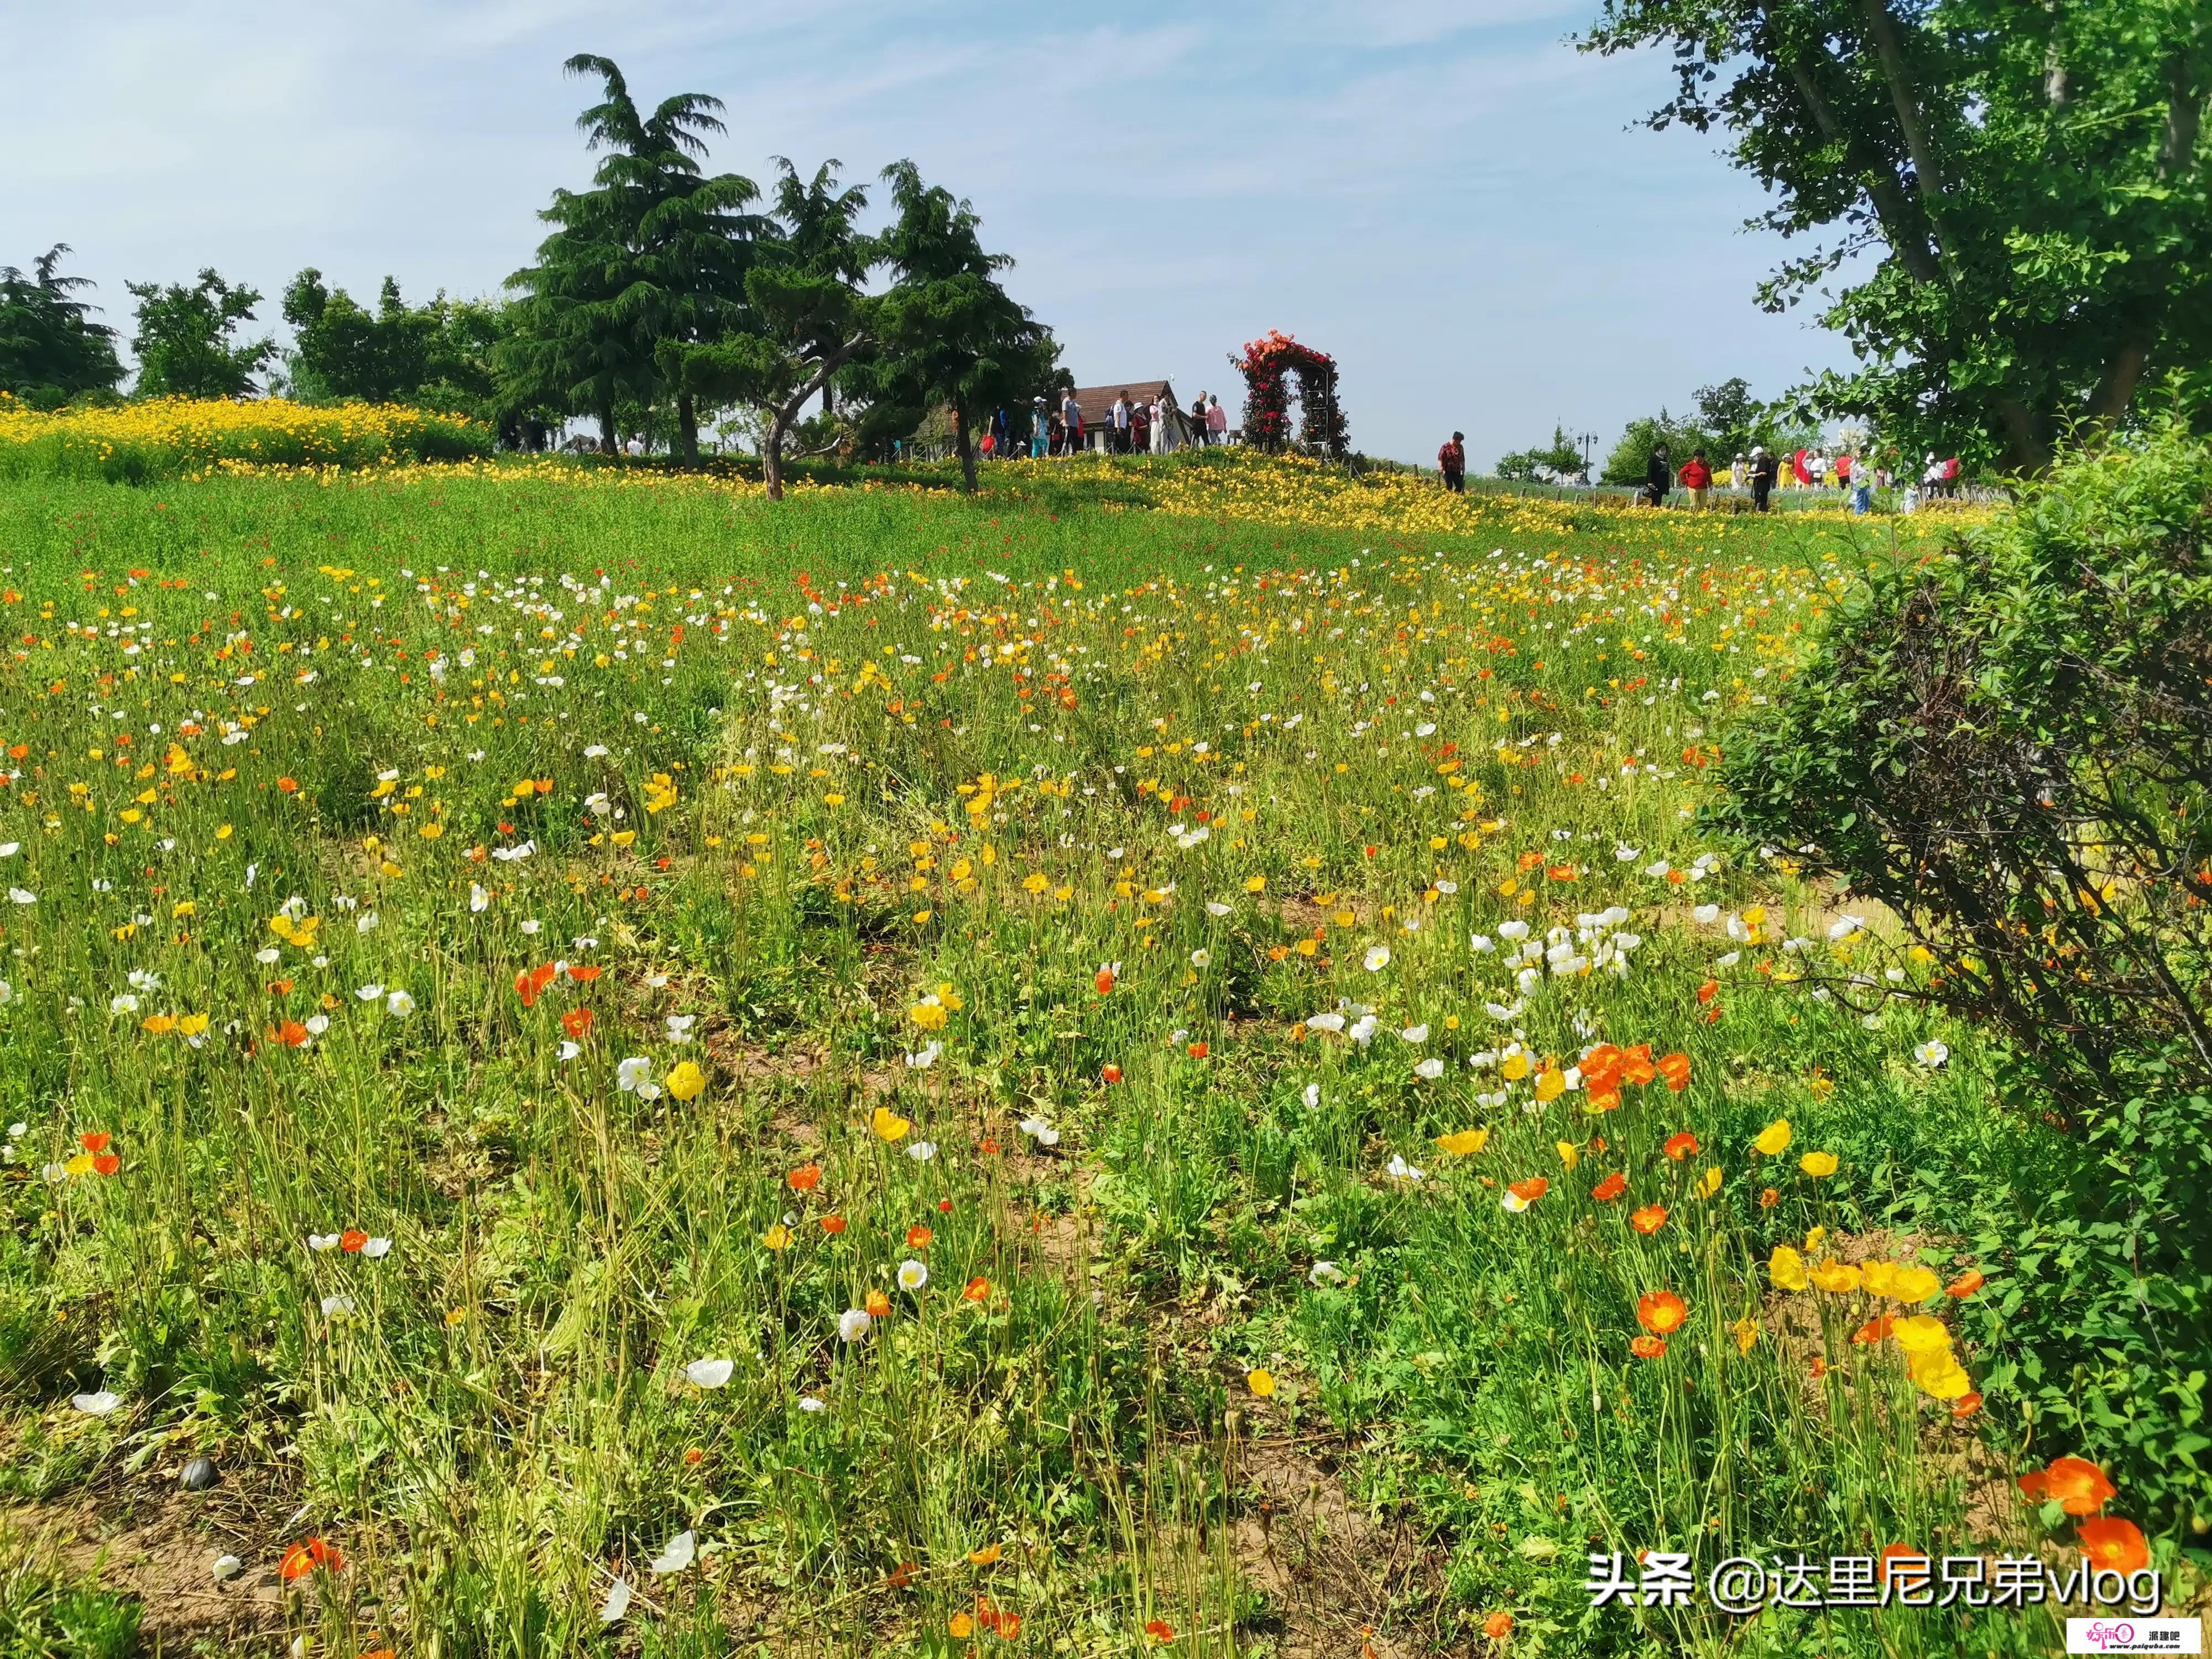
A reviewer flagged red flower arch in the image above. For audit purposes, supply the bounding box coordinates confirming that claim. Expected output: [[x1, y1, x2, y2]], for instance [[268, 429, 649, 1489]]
[[1230, 330, 1348, 459]]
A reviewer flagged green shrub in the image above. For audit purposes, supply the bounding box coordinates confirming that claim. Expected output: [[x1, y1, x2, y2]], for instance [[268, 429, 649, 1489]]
[[1709, 426, 2212, 1541]]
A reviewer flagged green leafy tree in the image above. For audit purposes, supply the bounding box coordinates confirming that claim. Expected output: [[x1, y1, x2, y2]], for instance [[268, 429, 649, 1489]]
[[282, 271, 432, 403], [1599, 410, 1717, 486], [1495, 425, 1588, 481], [769, 159, 873, 421], [872, 160, 1058, 494], [1580, 0, 2212, 472], [504, 54, 763, 458], [0, 245, 123, 407], [126, 269, 276, 398]]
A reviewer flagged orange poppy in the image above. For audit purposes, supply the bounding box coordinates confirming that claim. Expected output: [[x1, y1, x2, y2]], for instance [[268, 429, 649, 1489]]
[[1591, 1172, 1627, 1202], [2075, 1516, 2150, 1573], [560, 1008, 593, 1038], [1585, 1089, 1621, 1114], [1145, 1621, 1176, 1644], [1546, 864, 1577, 881], [1187, 1041, 1209, 1058], [2040, 1456, 2117, 1516], [92, 1154, 120, 1176], [1951, 1391, 1983, 1420], [950, 1614, 975, 1639], [788, 1164, 822, 1192], [864, 1290, 891, 1318], [280, 1537, 343, 1580], [513, 963, 556, 1007], [1758, 1187, 1779, 1209], [1945, 1270, 1984, 1298], [1696, 979, 1719, 1005], [1095, 968, 1116, 994], [1657, 1052, 1691, 1092], [979, 1136, 1000, 1155], [1101, 1063, 1123, 1083], [1662, 1131, 1698, 1161], [79, 1131, 111, 1154], [1629, 1334, 1667, 1359], [567, 964, 603, 982], [268, 978, 295, 995], [1810, 1357, 1829, 1380], [963, 1276, 991, 1303], [276, 776, 299, 794], [1484, 1610, 1515, 1640], [820, 1214, 847, 1235], [1636, 1291, 1688, 1334], [907, 1225, 933, 1250], [270, 1020, 309, 1048], [1630, 1203, 1668, 1235], [1505, 1176, 1549, 1208], [340, 1229, 369, 1253], [1876, 1543, 1923, 1585], [1619, 1044, 1657, 1086], [1851, 1314, 1895, 1345]]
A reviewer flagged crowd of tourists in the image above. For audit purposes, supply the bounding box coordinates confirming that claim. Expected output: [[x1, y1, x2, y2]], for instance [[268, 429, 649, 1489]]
[[1437, 429, 1965, 514], [978, 390, 1232, 459]]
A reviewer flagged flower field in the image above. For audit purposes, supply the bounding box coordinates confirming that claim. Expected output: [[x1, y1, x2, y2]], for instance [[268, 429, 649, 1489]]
[[0, 460, 2176, 1657], [0, 396, 489, 485]]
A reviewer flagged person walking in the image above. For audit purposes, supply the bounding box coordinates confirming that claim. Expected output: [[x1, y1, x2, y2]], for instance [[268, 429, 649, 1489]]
[[1190, 393, 1209, 445], [1749, 445, 1777, 513], [1061, 389, 1083, 457], [1732, 451, 1749, 494], [1437, 431, 1466, 493], [1110, 390, 1131, 454], [1643, 442, 1673, 508], [1206, 394, 1228, 445], [1678, 448, 1712, 509], [1031, 396, 1050, 458]]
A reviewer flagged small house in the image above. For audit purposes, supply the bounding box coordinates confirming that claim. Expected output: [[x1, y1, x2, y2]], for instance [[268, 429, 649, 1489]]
[[1064, 381, 1199, 450]]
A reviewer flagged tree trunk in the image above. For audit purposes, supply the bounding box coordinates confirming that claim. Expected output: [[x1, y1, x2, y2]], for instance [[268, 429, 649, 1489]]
[[763, 409, 786, 502], [954, 400, 977, 494], [1994, 397, 2054, 476], [821, 383, 834, 419], [599, 406, 617, 455], [1856, 0, 1953, 257], [676, 392, 698, 465]]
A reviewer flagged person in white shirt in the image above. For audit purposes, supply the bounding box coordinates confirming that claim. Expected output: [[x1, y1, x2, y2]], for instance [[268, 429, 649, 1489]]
[[1110, 392, 1131, 454]]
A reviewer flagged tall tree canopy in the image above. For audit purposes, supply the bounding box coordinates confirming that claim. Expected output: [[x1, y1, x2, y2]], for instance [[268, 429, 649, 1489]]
[[871, 160, 1059, 493], [0, 246, 123, 407], [283, 271, 509, 422], [1582, 0, 2211, 472], [504, 54, 763, 456], [661, 161, 877, 499], [127, 269, 276, 399]]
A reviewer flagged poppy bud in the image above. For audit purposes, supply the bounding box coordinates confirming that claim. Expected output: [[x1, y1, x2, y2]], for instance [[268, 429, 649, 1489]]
[[1101, 1063, 1123, 1083]]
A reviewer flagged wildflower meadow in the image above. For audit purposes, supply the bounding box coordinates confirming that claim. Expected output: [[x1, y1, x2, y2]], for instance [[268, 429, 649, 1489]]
[[0, 438, 2199, 1657]]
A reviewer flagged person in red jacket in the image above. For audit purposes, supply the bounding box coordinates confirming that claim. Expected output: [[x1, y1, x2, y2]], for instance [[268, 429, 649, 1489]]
[[1678, 449, 1713, 509], [1438, 431, 1465, 493]]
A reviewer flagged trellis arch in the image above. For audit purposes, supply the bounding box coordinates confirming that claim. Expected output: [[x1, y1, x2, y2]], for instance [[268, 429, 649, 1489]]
[[1230, 330, 1348, 459]]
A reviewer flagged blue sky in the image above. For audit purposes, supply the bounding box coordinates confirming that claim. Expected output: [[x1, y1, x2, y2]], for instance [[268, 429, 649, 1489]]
[[3, 0, 1858, 466]]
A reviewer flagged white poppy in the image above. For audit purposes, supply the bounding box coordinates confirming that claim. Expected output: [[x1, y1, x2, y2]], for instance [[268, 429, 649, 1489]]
[[8, 888, 35, 906], [70, 1390, 122, 1416], [385, 990, 415, 1017], [1692, 904, 1720, 925], [1363, 946, 1391, 972], [109, 994, 139, 1015], [684, 1357, 735, 1389], [355, 911, 379, 935], [1384, 1153, 1426, 1182], [905, 1042, 941, 1069], [898, 1259, 929, 1291], [798, 1394, 826, 1413], [1470, 933, 1494, 952], [213, 1554, 244, 1580], [1399, 1024, 1428, 1043], [617, 1057, 654, 1093], [1306, 1012, 1345, 1032], [598, 1579, 632, 1623], [1189, 950, 1211, 968], [1308, 1261, 1346, 1285], [1414, 1057, 1446, 1080], [320, 1295, 355, 1317], [905, 1140, 937, 1162], [469, 884, 490, 913], [1205, 901, 1232, 917], [1302, 1083, 1321, 1108], [355, 983, 385, 1001], [1913, 1040, 1950, 1068], [649, 1531, 696, 1574], [308, 1233, 340, 1251], [837, 1308, 873, 1343], [361, 1237, 392, 1259]]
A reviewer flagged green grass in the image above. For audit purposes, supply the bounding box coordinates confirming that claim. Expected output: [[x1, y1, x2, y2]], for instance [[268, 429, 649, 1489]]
[[0, 467, 2147, 1656]]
